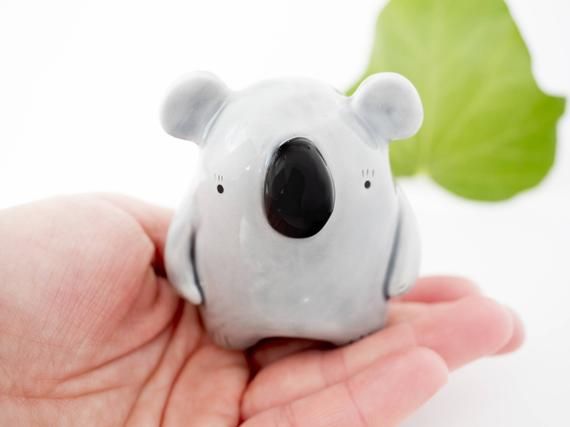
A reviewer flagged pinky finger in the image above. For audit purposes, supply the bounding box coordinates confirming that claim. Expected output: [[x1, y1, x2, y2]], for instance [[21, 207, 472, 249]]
[[241, 347, 447, 427]]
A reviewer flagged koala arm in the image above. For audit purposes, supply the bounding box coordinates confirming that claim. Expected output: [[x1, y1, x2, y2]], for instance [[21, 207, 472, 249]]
[[383, 186, 421, 298], [165, 193, 203, 305]]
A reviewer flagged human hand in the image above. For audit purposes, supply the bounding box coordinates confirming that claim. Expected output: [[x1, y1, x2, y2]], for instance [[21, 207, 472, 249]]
[[0, 195, 524, 426]]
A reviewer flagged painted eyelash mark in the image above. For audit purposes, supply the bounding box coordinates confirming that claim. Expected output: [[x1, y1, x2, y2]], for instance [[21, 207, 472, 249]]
[[361, 169, 375, 177], [215, 174, 224, 182]]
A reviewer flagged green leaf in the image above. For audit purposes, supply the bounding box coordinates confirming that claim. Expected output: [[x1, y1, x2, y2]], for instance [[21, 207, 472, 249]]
[[348, 0, 565, 201]]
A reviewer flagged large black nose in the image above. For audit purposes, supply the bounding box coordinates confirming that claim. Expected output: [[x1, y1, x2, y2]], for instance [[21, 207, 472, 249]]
[[264, 137, 335, 238]]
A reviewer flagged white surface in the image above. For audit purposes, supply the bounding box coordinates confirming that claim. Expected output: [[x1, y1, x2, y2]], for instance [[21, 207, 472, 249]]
[[0, 0, 568, 425]]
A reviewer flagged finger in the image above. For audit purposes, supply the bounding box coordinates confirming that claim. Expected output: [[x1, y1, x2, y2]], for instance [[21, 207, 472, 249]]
[[250, 277, 482, 370], [393, 275, 480, 304], [386, 301, 429, 325], [495, 306, 525, 354], [247, 338, 333, 373], [387, 276, 481, 325], [242, 296, 514, 418], [241, 323, 416, 419], [411, 296, 514, 369], [94, 193, 172, 251], [162, 340, 249, 427], [94, 193, 172, 273], [242, 347, 447, 427]]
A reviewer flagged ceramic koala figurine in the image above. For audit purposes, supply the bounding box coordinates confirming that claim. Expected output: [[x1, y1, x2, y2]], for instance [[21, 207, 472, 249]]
[[162, 71, 422, 349]]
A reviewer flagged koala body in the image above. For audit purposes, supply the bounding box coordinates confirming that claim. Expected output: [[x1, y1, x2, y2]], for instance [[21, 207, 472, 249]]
[[162, 72, 422, 349]]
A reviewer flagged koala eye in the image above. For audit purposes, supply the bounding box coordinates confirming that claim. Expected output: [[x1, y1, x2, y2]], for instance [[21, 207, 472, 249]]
[[217, 184, 224, 194], [364, 180, 371, 189]]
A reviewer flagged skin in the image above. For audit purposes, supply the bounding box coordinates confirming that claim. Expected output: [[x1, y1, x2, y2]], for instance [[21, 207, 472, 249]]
[[0, 195, 524, 426]]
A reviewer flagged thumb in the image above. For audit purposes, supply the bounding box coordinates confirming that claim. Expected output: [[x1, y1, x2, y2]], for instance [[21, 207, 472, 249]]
[[94, 193, 172, 273]]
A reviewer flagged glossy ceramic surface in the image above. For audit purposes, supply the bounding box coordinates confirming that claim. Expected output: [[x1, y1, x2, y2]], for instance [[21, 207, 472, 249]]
[[162, 71, 423, 349]]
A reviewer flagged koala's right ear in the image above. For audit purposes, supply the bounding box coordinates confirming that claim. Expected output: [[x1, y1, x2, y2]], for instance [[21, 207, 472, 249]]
[[161, 71, 230, 145], [350, 73, 423, 143]]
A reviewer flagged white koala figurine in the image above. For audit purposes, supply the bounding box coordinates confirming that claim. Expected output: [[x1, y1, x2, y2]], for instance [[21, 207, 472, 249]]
[[162, 71, 422, 349]]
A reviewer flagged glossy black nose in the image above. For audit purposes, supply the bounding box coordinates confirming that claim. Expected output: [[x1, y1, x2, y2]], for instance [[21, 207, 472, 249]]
[[264, 137, 335, 238]]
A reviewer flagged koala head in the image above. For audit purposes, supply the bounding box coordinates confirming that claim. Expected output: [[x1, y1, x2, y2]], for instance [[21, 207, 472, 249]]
[[161, 71, 422, 240]]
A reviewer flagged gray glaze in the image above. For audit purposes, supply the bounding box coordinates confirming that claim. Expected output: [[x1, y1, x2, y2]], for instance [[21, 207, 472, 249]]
[[162, 72, 422, 349]]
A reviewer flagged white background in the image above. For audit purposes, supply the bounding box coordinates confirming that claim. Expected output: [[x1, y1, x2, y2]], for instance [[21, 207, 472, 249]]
[[1, 0, 568, 425]]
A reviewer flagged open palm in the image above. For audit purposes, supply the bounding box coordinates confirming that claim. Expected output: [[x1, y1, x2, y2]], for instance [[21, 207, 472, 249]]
[[0, 195, 523, 426]]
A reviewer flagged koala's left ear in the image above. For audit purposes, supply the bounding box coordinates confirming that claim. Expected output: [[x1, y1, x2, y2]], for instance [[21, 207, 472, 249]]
[[161, 71, 230, 145], [350, 72, 423, 142]]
